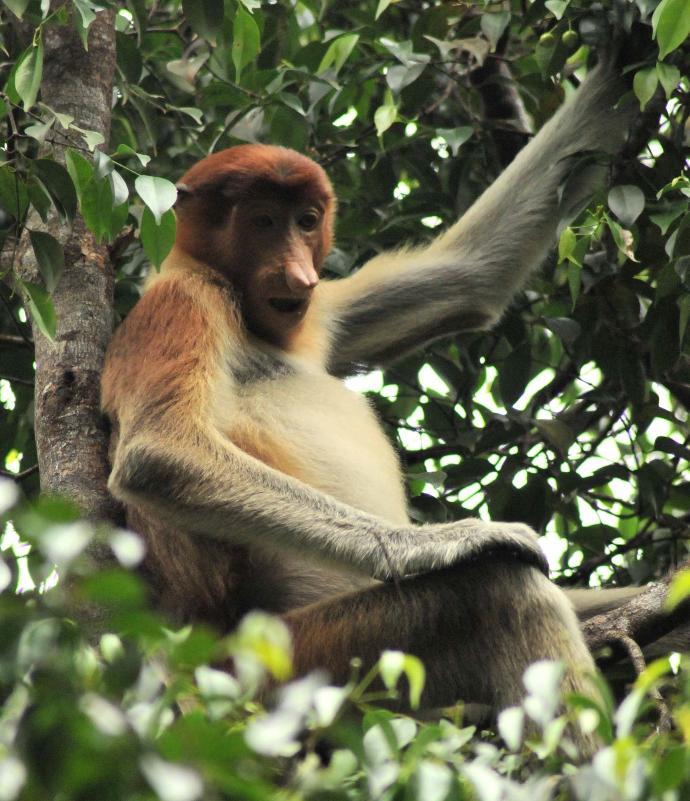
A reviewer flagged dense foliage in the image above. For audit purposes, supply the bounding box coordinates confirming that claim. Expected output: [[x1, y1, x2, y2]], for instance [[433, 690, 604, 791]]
[[3, 481, 690, 801], [0, 0, 689, 798]]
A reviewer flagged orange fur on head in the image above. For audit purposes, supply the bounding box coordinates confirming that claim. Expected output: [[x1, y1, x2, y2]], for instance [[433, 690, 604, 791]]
[[174, 145, 336, 271], [171, 145, 336, 350]]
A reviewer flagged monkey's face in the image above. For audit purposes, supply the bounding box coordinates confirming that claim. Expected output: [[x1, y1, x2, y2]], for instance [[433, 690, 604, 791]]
[[227, 198, 326, 346], [174, 145, 335, 348]]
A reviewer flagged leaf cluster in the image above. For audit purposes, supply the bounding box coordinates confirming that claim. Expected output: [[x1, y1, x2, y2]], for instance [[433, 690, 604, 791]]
[[3, 482, 690, 801]]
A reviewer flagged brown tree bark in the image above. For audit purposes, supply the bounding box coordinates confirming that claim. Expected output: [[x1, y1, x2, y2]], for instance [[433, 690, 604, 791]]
[[13, 9, 119, 529], [583, 568, 690, 663]]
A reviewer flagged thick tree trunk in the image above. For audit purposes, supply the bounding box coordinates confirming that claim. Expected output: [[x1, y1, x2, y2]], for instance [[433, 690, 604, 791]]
[[14, 10, 119, 527]]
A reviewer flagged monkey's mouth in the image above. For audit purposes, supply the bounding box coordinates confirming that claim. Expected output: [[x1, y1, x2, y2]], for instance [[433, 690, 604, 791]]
[[268, 297, 307, 314]]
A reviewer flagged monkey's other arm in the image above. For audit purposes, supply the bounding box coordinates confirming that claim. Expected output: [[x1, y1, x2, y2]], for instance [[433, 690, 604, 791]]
[[322, 60, 633, 375]]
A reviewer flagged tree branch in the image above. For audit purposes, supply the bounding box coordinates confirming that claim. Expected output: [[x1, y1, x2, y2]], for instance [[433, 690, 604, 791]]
[[583, 565, 690, 657]]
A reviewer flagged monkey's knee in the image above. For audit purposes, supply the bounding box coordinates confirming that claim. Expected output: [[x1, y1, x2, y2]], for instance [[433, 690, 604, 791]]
[[431, 560, 595, 705], [490, 564, 595, 678]]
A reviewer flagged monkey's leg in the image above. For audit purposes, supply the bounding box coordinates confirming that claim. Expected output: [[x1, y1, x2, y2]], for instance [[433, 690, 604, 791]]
[[283, 557, 597, 751]]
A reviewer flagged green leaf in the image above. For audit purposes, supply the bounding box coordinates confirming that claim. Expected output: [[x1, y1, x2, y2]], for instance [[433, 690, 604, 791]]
[[544, 316, 581, 346], [112, 144, 151, 168], [498, 343, 531, 406], [183, 0, 224, 44], [116, 29, 143, 83], [402, 654, 425, 709], [71, 125, 105, 151], [678, 295, 690, 346], [53, 111, 73, 129], [545, 0, 569, 19], [652, 0, 690, 60], [571, 524, 615, 554], [415, 761, 452, 801], [29, 231, 64, 292], [386, 62, 427, 93], [378, 651, 425, 708], [650, 203, 685, 235], [380, 37, 428, 69], [375, 0, 400, 19], [21, 280, 57, 340], [665, 568, 690, 611], [81, 176, 113, 240], [14, 39, 44, 111], [2, 0, 30, 18], [608, 218, 638, 261], [654, 435, 690, 461], [656, 62, 681, 97], [178, 106, 204, 124], [109, 170, 129, 206], [498, 706, 525, 751], [406, 470, 446, 488], [80, 175, 127, 243], [536, 419, 574, 457], [25, 117, 53, 143], [0, 166, 29, 219], [65, 149, 94, 198], [135, 176, 177, 224], [436, 127, 473, 156], [269, 106, 308, 152], [274, 93, 304, 116], [234, 612, 292, 681], [379, 650, 404, 690], [72, 0, 97, 48], [567, 262, 581, 307], [80, 568, 147, 611], [232, 6, 260, 83], [653, 747, 686, 795], [33, 159, 78, 220], [374, 93, 398, 137], [140, 207, 176, 269], [633, 66, 658, 110], [317, 33, 359, 75], [27, 176, 52, 221], [480, 11, 510, 51], [444, 460, 493, 489], [608, 185, 645, 227], [558, 226, 576, 263]]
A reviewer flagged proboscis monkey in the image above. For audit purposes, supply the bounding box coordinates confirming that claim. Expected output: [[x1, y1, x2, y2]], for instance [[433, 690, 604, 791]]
[[102, 58, 635, 753]]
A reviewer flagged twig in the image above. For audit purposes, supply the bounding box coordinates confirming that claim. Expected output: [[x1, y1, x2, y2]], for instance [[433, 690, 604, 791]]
[[0, 288, 33, 347], [608, 630, 646, 675], [0, 333, 33, 348], [607, 630, 672, 733], [0, 464, 38, 479], [0, 374, 33, 386]]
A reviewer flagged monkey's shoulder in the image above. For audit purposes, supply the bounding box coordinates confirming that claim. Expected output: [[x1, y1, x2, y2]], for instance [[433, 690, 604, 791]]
[[102, 272, 231, 417]]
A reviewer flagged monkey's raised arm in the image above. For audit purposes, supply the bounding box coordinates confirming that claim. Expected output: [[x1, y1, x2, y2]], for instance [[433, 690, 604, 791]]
[[322, 61, 633, 376], [103, 272, 547, 580]]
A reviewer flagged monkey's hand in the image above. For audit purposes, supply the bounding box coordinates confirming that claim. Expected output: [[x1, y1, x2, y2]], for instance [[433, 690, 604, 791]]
[[376, 519, 549, 581]]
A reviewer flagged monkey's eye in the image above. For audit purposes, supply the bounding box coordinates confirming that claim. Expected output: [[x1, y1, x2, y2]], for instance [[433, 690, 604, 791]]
[[252, 214, 274, 229], [298, 211, 320, 231]]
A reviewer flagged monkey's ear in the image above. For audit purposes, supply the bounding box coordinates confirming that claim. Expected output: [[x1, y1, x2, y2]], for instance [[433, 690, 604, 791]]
[[175, 182, 192, 205], [175, 173, 244, 201]]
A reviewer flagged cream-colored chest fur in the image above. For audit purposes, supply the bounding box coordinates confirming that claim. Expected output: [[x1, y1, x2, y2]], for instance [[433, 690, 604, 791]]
[[219, 353, 409, 526]]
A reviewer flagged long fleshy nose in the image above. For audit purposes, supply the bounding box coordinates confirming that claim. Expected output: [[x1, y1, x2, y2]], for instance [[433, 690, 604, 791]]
[[285, 260, 319, 292]]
